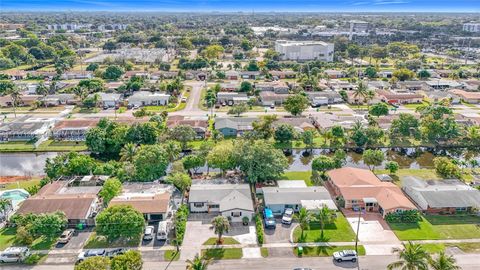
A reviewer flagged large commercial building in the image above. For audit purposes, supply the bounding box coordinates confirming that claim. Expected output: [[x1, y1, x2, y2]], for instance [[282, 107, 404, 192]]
[[463, 23, 480, 33], [274, 40, 334, 62]]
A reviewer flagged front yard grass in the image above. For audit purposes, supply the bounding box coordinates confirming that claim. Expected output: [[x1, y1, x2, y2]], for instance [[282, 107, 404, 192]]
[[201, 248, 243, 260], [279, 171, 314, 186], [0, 228, 17, 251], [36, 140, 87, 152], [84, 232, 141, 248], [293, 214, 356, 243], [389, 215, 480, 241], [294, 245, 366, 257], [421, 242, 480, 254], [0, 178, 41, 191], [203, 237, 239, 245], [0, 228, 57, 251], [260, 247, 269, 258], [0, 141, 36, 152], [164, 250, 180, 261]]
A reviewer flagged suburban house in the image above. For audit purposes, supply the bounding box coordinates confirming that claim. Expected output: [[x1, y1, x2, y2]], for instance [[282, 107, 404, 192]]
[[368, 81, 391, 90], [166, 115, 209, 138], [97, 93, 121, 108], [60, 71, 93, 80], [109, 183, 175, 222], [189, 184, 254, 223], [225, 70, 239, 80], [378, 70, 393, 79], [240, 71, 262, 80], [216, 92, 249, 105], [263, 185, 336, 215], [307, 91, 343, 106], [328, 80, 356, 91], [255, 81, 290, 94], [397, 81, 426, 91], [123, 71, 150, 79], [0, 94, 40, 107], [259, 91, 291, 106], [421, 91, 461, 104], [215, 117, 257, 137], [52, 118, 100, 141], [269, 70, 296, 79], [0, 117, 53, 142], [402, 177, 480, 214], [326, 167, 416, 217], [127, 91, 170, 107], [425, 80, 464, 90], [220, 82, 240, 92], [105, 82, 124, 91], [1, 70, 28, 80], [324, 69, 346, 79], [449, 89, 480, 104], [377, 90, 423, 104], [274, 117, 317, 132], [16, 178, 103, 227]]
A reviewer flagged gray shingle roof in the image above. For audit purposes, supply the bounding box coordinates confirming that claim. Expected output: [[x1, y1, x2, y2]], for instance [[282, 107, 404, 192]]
[[189, 184, 253, 212], [263, 187, 333, 206]]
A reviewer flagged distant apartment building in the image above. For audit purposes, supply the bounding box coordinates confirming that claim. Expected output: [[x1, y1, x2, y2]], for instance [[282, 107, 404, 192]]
[[274, 40, 334, 62], [0, 24, 24, 31], [463, 23, 480, 33], [47, 23, 92, 31], [349, 20, 369, 33]]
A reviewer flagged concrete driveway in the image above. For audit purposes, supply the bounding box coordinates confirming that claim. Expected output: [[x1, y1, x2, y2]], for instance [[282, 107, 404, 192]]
[[54, 229, 92, 250], [346, 217, 401, 255], [264, 220, 294, 244], [180, 221, 215, 260]]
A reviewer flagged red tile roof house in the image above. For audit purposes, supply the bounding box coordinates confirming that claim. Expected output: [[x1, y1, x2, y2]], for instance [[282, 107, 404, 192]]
[[326, 167, 416, 218], [52, 118, 100, 141], [377, 90, 423, 105]]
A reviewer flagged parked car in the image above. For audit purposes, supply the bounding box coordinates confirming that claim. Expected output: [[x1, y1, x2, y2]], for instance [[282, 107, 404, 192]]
[[333, 250, 358, 263], [143, 225, 155, 241], [77, 249, 106, 263], [58, 229, 75, 244], [0, 247, 30, 263], [270, 104, 275, 109], [106, 248, 128, 258], [263, 208, 276, 229], [181, 97, 187, 103], [156, 221, 169, 241], [281, 208, 294, 225], [293, 268, 312, 270]]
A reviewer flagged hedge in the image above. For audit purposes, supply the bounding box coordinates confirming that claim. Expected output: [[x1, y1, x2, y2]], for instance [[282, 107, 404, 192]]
[[254, 214, 264, 245], [174, 205, 189, 245]]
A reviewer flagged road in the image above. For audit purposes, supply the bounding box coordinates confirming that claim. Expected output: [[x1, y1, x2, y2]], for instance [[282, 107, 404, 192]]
[[1, 254, 478, 270]]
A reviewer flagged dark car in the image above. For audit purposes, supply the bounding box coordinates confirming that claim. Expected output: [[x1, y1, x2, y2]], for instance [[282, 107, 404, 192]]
[[106, 248, 128, 258]]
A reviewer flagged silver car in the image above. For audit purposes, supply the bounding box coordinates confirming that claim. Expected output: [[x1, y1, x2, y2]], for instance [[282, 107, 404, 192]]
[[333, 250, 358, 263], [282, 208, 294, 225]]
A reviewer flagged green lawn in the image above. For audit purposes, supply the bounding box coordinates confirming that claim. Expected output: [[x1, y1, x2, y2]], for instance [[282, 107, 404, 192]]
[[260, 247, 269, 258], [36, 140, 87, 152], [294, 245, 366, 257], [203, 237, 240, 245], [293, 214, 356, 243], [389, 215, 480, 241], [279, 171, 314, 186], [375, 168, 441, 184], [30, 236, 57, 250], [0, 228, 57, 251], [201, 248, 243, 260], [84, 232, 141, 248], [164, 250, 180, 261], [0, 141, 36, 152], [421, 242, 480, 254], [0, 228, 17, 251], [0, 178, 41, 191]]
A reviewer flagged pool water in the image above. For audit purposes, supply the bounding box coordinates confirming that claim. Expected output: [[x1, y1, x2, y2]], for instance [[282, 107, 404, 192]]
[[0, 189, 29, 208]]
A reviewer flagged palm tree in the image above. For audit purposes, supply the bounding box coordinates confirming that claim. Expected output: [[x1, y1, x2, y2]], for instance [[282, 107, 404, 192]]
[[316, 206, 337, 238], [36, 83, 49, 108], [8, 86, 20, 118], [120, 143, 137, 162], [353, 81, 368, 108], [211, 215, 230, 244], [365, 89, 376, 110], [387, 242, 430, 270], [163, 140, 181, 162], [294, 207, 313, 237], [428, 252, 460, 270], [186, 254, 211, 270], [0, 198, 12, 221]]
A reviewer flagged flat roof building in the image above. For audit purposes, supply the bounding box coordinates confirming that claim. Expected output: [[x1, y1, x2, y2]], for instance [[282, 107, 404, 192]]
[[275, 40, 334, 62]]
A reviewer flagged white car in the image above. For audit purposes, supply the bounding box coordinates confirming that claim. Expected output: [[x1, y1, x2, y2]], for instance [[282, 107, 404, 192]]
[[0, 247, 30, 263], [281, 208, 294, 225], [143, 226, 155, 241], [77, 249, 106, 263], [333, 250, 358, 263]]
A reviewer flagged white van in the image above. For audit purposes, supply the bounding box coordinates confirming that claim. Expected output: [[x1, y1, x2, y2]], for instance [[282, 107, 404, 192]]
[[156, 221, 169, 241], [0, 247, 30, 263]]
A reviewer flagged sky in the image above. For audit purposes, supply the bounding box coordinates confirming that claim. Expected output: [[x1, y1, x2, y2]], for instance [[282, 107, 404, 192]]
[[1, 0, 479, 12]]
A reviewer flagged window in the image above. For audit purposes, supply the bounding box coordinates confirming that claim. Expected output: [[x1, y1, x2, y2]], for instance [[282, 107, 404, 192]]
[[231, 212, 242, 217], [351, 200, 358, 204], [210, 204, 219, 209], [455, 207, 467, 211], [193, 202, 204, 207]]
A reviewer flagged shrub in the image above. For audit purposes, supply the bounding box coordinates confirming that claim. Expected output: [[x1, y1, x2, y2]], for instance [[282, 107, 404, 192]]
[[174, 205, 189, 245], [24, 254, 42, 265], [434, 157, 461, 178], [16, 226, 33, 245], [254, 214, 264, 245], [385, 210, 421, 223]]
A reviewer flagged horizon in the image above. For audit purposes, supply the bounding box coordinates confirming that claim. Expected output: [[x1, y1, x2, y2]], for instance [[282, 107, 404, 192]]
[[1, 0, 480, 13]]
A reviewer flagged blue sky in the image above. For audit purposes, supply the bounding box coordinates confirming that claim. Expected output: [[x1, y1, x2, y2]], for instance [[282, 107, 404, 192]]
[[1, 0, 479, 12]]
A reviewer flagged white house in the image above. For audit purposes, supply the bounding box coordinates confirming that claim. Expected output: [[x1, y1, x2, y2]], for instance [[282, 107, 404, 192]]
[[189, 184, 254, 223], [127, 91, 170, 107], [275, 40, 334, 62]]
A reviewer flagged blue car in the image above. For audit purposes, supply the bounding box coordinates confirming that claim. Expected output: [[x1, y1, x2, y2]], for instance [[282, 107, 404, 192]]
[[263, 208, 276, 229]]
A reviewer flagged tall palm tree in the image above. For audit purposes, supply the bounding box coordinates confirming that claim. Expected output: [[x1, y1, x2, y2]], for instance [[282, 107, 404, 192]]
[[365, 90, 376, 110], [353, 81, 368, 108], [387, 242, 430, 270], [294, 207, 313, 237], [120, 143, 137, 162], [186, 254, 211, 270], [163, 140, 181, 162], [211, 215, 230, 244], [0, 198, 12, 221], [36, 83, 49, 108], [316, 206, 337, 238], [429, 252, 460, 270], [8, 86, 20, 118]]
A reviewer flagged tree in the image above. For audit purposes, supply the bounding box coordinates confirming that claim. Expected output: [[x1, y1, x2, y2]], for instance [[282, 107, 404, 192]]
[[132, 144, 169, 181], [363, 149, 384, 171], [365, 66, 377, 78], [302, 130, 315, 152], [96, 205, 145, 241], [120, 143, 137, 162], [75, 256, 110, 270], [387, 242, 429, 270], [347, 43, 361, 66], [390, 113, 420, 138], [294, 207, 313, 236], [35, 83, 49, 108], [433, 157, 461, 179], [30, 212, 67, 238], [393, 68, 415, 81], [207, 142, 236, 175], [235, 140, 288, 184], [353, 81, 368, 106], [186, 254, 212, 270], [316, 205, 337, 238], [211, 216, 230, 244], [182, 155, 205, 174], [239, 81, 253, 93], [312, 155, 337, 177], [111, 250, 143, 270], [86, 118, 127, 158], [125, 123, 158, 145], [274, 124, 296, 144], [7, 86, 20, 118], [202, 45, 224, 59], [227, 103, 248, 117], [169, 125, 196, 150], [369, 103, 389, 117], [0, 198, 11, 220], [349, 121, 368, 148], [330, 126, 345, 143], [103, 65, 124, 81], [240, 38, 252, 51], [428, 252, 460, 270], [385, 161, 400, 174], [166, 172, 192, 199], [0, 80, 15, 95], [86, 63, 99, 72], [252, 115, 277, 139], [103, 41, 118, 52], [418, 70, 431, 80], [99, 178, 122, 206], [163, 141, 182, 162], [245, 60, 259, 71], [283, 94, 309, 116]]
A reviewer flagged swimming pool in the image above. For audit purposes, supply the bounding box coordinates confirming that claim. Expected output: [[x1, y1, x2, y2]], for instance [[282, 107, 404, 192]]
[[0, 189, 29, 208]]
